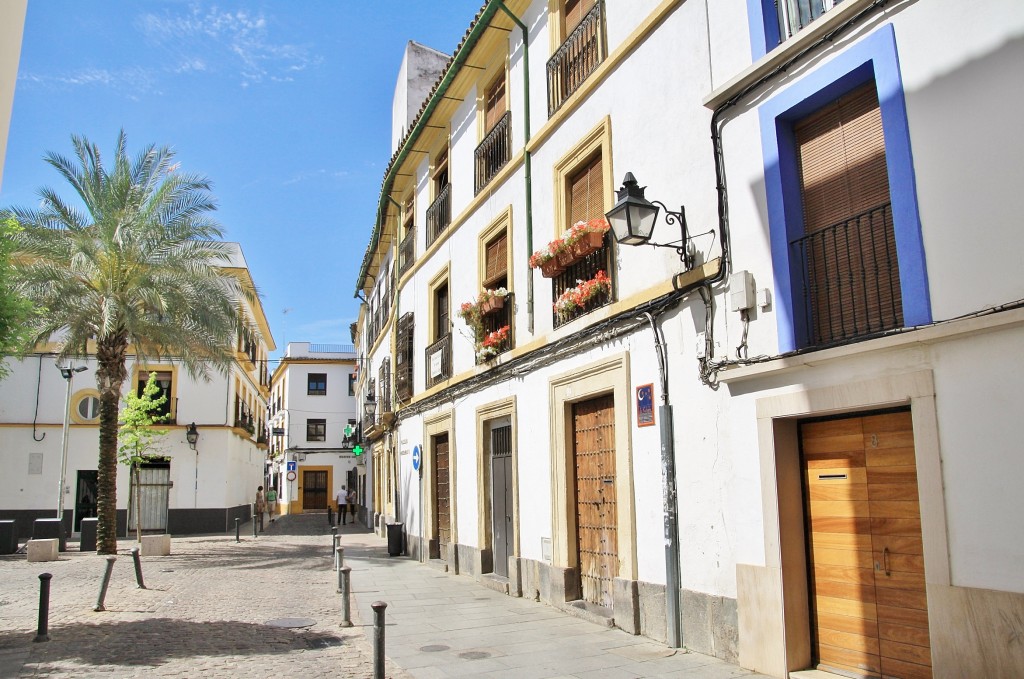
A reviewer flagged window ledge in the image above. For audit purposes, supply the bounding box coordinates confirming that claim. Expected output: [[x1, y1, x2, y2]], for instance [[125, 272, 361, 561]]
[[718, 305, 1024, 384], [703, 0, 880, 110]]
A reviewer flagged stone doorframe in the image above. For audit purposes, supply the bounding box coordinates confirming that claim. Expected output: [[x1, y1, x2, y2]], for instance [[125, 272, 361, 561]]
[[422, 409, 457, 569], [475, 397, 520, 586], [548, 352, 639, 593], [737, 369, 949, 676]]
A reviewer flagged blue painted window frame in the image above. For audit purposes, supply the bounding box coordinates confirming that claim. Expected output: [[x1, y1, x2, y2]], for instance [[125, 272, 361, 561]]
[[747, 0, 782, 60], [758, 25, 930, 352]]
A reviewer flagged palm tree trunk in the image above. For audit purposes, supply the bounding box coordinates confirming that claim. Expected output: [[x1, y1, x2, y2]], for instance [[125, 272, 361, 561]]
[[95, 334, 128, 555]]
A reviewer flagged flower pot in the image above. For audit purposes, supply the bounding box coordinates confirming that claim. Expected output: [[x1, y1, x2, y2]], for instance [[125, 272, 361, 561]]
[[583, 230, 605, 248], [488, 296, 505, 313], [480, 299, 493, 314], [540, 259, 563, 278], [556, 248, 574, 267]]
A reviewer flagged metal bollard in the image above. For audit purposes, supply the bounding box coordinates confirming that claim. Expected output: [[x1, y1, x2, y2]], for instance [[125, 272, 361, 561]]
[[130, 546, 146, 589], [372, 601, 388, 679], [331, 526, 338, 559], [339, 566, 352, 627], [33, 573, 52, 643], [335, 547, 346, 590], [252, 503, 258, 538], [328, 505, 334, 526], [94, 556, 116, 612], [235, 517, 241, 543]]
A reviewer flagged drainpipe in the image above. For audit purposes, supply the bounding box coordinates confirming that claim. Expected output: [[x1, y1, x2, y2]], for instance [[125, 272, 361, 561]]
[[643, 310, 682, 648], [495, 1, 535, 333]]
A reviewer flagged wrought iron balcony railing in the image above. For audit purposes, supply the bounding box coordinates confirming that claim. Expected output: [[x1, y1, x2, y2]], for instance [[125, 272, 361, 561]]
[[546, 1, 605, 116], [552, 241, 614, 329], [425, 333, 452, 389], [475, 111, 512, 195], [789, 201, 902, 347], [426, 183, 452, 247], [776, 0, 844, 44], [477, 293, 514, 364], [398, 227, 416, 277]]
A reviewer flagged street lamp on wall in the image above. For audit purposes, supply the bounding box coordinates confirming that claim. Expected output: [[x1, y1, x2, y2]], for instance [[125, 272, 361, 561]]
[[606, 172, 695, 269], [185, 422, 199, 450]]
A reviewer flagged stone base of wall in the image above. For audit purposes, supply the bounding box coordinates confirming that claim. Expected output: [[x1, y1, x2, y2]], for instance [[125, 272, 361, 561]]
[[681, 588, 738, 663]]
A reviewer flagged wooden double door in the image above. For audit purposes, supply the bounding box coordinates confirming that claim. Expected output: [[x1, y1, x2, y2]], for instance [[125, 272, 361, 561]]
[[800, 409, 932, 679]]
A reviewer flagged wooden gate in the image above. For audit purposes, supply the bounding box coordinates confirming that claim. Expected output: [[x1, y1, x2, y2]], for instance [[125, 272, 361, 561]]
[[572, 394, 617, 607], [801, 409, 931, 679], [128, 462, 171, 534], [434, 434, 451, 555], [490, 424, 514, 578], [302, 470, 328, 510]]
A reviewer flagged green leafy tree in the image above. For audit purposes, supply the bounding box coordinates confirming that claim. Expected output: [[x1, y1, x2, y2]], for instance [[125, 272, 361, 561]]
[[6, 131, 258, 554], [119, 372, 170, 543], [0, 217, 35, 378]]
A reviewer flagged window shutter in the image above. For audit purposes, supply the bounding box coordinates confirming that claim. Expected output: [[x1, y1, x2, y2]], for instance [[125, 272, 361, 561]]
[[484, 232, 508, 285], [485, 76, 506, 132], [568, 153, 604, 228], [564, 0, 596, 35], [794, 82, 901, 344]]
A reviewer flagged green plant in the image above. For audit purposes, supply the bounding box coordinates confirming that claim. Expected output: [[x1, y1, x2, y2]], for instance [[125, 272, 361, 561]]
[[119, 371, 170, 543]]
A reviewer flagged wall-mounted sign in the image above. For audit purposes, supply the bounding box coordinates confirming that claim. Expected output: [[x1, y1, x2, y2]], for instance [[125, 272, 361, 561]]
[[286, 460, 297, 472], [636, 384, 655, 427], [272, 428, 285, 436], [412, 445, 422, 473]]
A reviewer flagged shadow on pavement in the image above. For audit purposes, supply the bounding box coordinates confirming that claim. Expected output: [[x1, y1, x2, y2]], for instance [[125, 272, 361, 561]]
[[0, 617, 349, 672]]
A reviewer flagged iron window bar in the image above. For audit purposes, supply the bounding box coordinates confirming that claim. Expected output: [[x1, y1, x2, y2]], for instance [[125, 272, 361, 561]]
[[426, 183, 452, 247], [776, 0, 843, 43], [546, 1, 606, 116], [475, 111, 512, 194]]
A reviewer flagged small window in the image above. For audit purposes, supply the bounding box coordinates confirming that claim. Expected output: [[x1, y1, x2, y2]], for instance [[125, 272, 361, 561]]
[[137, 370, 172, 418], [307, 373, 327, 396], [348, 373, 357, 397], [306, 419, 326, 442], [76, 395, 100, 421]]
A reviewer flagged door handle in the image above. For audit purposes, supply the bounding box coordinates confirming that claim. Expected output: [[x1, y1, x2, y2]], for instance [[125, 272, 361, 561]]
[[883, 546, 891, 577]]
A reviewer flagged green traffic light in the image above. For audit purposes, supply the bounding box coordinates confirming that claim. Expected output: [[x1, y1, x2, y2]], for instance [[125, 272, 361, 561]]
[[353, 445, 363, 456]]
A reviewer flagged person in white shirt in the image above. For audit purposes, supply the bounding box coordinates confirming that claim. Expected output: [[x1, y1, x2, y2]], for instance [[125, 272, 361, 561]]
[[336, 486, 349, 525]]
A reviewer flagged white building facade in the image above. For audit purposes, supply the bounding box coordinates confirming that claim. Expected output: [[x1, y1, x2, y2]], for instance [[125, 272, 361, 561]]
[[354, 1, 1024, 677], [0, 243, 274, 539], [267, 343, 362, 521]]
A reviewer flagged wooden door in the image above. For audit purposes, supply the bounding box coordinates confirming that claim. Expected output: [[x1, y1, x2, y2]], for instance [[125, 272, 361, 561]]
[[434, 434, 451, 553], [572, 394, 617, 607], [801, 409, 931, 679], [490, 424, 514, 578], [302, 470, 327, 510]]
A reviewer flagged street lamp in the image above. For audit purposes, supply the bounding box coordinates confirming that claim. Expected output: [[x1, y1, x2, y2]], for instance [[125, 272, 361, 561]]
[[605, 172, 695, 269], [185, 422, 199, 450], [57, 365, 88, 528]]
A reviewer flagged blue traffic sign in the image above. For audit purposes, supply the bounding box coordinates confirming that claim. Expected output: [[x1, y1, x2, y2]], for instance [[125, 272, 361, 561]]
[[411, 445, 421, 472], [287, 460, 297, 472]]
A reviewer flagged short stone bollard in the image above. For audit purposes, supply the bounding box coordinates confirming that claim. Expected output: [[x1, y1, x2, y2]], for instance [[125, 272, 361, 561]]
[[339, 566, 352, 628], [335, 546, 345, 589], [327, 505, 334, 526], [252, 504, 258, 538], [94, 556, 116, 612], [235, 517, 241, 543], [130, 546, 146, 589], [34, 573, 52, 642]]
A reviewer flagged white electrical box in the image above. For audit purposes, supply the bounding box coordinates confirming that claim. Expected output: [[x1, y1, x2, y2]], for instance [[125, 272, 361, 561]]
[[757, 287, 772, 310], [729, 271, 755, 312]]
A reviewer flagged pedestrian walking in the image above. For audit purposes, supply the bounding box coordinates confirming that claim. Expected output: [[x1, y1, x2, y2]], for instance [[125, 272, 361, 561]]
[[266, 486, 278, 523], [347, 486, 358, 525], [336, 486, 349, 525], [255, 485, 266, 532]]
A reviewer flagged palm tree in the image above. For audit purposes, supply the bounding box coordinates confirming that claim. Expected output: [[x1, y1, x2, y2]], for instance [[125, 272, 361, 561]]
[[6, 131, 257, 554]]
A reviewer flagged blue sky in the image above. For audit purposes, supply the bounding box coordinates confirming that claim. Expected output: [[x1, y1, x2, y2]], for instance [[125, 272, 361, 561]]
[[1, 0, 483, 362]]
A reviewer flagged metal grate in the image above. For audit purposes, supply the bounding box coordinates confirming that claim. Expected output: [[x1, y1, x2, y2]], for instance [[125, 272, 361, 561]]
[[425, 333, 452, 388], [475, 111, 512, 194], [398, 227, 416, 277], [552, 241, 614, 329], [776, 0, 844, 43], [790, 202, 902, 347], [426, 184, 452, 247], [546, 1, 605, 116]]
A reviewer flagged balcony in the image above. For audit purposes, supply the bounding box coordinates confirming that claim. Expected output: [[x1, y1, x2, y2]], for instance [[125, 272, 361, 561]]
[[398, 227, 416, 277], [426, 184, 452, 247], [789, 201, 902, 347], [477, 295, 513, 364], [551, 241, 613, 329], [546, 1, 605, 116], [425, 333, 452, 389], [776, 0, 844, 44], [475, 111, 512, 195]]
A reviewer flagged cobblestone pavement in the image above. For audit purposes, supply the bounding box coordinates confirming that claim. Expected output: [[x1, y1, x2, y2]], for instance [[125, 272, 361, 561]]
[[0, 513, 406, 678], [1, 514, 772, 678]]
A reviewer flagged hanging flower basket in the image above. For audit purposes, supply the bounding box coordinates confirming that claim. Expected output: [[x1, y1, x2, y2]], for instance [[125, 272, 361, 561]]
[[482, 295, 505, 315], [553, 270, 612, 316], [556, 247, 575, 267]]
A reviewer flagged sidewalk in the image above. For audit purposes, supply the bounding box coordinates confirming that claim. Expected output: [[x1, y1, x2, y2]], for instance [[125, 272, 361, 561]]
[[0, 513, 772, 678]]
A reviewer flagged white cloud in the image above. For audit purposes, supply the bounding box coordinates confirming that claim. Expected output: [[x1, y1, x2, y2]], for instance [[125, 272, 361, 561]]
[[18, 66, 160, 100], [137, 5, 320, 85]]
